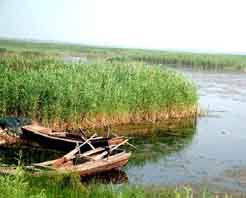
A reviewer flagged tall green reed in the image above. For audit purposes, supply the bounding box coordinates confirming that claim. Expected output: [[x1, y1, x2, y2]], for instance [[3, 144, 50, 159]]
[[0, 55, 197, 128]]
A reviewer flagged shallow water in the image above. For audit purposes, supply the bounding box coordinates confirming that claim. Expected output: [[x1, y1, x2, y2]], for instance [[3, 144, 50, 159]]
[[126, 69, 246, 191]]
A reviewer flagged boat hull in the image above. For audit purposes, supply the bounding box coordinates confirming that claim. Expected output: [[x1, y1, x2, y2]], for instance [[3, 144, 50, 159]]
[[21, 125, 121, 152], [58, 152, 131, 176]]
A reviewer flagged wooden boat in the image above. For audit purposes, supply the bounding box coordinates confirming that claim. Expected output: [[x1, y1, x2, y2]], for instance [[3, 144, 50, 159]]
[[0, 131, 132, 177], [62, 151, 130, 176], [0, 150, 131, 177], [33, 139, 131, 176], [21, 125, 124, 151]]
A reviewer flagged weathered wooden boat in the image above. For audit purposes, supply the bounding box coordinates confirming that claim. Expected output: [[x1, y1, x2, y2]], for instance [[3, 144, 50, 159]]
[[33, 139, 131, 176], [21, 125, 124, 151], [41, 151, 130, 176], [0, 150, 131, 177], [0, 132, 132, 177]]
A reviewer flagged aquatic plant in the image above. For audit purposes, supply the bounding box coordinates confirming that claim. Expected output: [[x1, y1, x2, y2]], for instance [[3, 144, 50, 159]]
[[0, 55, 197, 129]]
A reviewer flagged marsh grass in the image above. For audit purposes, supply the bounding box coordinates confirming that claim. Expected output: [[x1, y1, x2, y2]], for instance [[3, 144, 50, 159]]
[[1, 39, 246, 71], [108, 52, 246, 71], [0, 55, 197, 129], [0, 170, 233, 198]]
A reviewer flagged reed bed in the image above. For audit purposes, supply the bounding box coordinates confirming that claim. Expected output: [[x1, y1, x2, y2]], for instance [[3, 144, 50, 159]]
[[1, 39, 246, 71], [0, 55, 197, 129], [109, 52, 246, 71]]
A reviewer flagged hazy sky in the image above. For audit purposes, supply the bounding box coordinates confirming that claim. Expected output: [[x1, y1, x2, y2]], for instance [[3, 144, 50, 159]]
[[1, 0, 246, 53]]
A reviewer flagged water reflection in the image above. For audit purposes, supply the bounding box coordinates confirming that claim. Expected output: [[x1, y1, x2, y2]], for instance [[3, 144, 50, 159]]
[[81, 170, 128, 184], [124, 118, 197, 168], [0, 147, 64, 166], [124, 69, 246, 191]]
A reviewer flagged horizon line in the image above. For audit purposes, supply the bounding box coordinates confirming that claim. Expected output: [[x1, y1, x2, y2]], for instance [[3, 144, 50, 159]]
[[1, 36, 246, 56]]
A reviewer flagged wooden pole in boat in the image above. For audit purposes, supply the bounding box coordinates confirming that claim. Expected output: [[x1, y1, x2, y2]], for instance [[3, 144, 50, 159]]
[[34, 134, 98, 168], [79, 128, 87, 139], [79, 128, 96, 150], [110, 139, 128, 152], [112, 133, 137, 149], [64, 133, 97, 160]]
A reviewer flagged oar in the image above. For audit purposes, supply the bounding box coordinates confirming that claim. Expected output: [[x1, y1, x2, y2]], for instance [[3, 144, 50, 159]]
[[79, 128, 96, 150], [110, 139, 129, 152], [112, 133, 137, 150], [64, 133, 97, 159]]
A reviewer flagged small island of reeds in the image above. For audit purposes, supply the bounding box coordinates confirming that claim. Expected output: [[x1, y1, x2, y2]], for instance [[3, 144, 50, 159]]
[[0, 54, 197, 129]]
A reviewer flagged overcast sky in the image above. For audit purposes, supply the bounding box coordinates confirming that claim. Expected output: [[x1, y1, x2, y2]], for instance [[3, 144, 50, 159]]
[[0, 0, 246, 53]]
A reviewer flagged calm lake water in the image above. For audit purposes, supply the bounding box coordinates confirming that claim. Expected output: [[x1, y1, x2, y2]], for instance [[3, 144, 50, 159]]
[[1, 68, 246, 191], [126, 68, 246, 191]]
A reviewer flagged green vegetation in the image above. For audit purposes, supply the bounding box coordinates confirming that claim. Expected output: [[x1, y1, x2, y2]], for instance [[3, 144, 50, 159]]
[[0, 54, 197, 129], [0, 168, 232, 198], [1, 39, 246, 71], [0, 38, 244, 197], [115, 52, 246, 71]]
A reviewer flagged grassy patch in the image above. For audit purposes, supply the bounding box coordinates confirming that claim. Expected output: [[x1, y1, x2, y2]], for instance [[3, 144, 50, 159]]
[[0, 55, 197, 129], [0, 169, 233, 198]]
